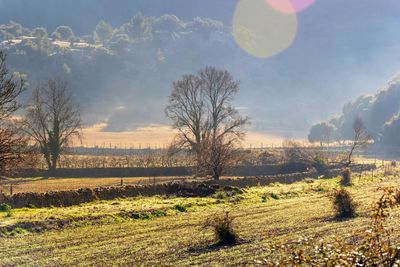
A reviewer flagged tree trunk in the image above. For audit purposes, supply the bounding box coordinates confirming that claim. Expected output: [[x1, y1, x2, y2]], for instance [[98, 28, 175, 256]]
[[212, 167, 220, 180]]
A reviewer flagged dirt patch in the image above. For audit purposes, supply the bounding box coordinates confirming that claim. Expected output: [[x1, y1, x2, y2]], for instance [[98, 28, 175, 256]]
[[0, 215, 108, 237]]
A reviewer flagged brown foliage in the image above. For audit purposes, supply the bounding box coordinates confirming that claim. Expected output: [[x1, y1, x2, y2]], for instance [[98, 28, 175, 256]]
[[331, 187, 357, 218]]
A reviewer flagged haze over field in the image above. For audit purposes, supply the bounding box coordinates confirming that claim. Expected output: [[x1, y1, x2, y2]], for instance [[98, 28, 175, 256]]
[[1, 0, 400, 145], [3, 2, 400, 265], [81, 124, 288, 148]]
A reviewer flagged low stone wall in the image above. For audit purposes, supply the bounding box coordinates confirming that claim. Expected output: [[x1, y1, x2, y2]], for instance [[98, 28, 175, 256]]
[[0, 182, 219, 208]]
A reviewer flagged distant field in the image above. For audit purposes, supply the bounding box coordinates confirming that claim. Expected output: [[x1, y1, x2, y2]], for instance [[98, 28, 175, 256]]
[[1, 170, 400, 265]]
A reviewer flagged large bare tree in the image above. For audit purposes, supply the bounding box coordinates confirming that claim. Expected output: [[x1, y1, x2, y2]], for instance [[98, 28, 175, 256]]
[[23, 80, 82, 172], [0, 51, 33, 174], [166, 66, 248, 179]]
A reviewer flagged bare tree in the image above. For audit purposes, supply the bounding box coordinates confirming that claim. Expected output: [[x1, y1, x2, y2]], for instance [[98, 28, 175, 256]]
[[166, 74, 205, 156], [0, 52, 24, 120], [345, 117, 372, 167], [23, 80, 82, 172], [166, 66, 248, 179], [0, 51, 34, 174]]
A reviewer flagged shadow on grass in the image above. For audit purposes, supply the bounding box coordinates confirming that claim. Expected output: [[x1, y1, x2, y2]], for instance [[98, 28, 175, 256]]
[[321, 214, 361, 223], [187, 239, 249, 255]]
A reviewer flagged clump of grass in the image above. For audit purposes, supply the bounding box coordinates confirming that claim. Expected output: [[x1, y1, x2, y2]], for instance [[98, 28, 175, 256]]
[[174, 204, 187, 212], [310, 183, 328, 193], [213, 191, 228, 200], [0, 203, 11, 212], [341, 168, 352, 186], [204, 211, 237, 246], [262, 192, 280, 202], [8, 227, 28, 237], [25, 203, 36, 209], [331, 188, 357, 219], [119, 210, 167, 220], [151, 210, 167, 217]]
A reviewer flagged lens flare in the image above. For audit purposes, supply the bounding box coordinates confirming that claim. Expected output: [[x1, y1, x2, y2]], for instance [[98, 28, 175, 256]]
[[266, 0, 315, 14], [232, 0, 298, 58]]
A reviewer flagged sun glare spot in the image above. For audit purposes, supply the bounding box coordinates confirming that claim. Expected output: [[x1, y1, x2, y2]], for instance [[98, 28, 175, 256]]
[[232, 0, 298, 58], [266, 0, 315, 14]]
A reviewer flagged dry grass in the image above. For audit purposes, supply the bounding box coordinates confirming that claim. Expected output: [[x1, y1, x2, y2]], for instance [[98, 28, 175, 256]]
[[0, 172, 399, 266]]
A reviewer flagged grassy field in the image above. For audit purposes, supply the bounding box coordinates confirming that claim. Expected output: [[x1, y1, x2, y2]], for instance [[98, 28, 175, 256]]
[[1, 169, 400, 266]]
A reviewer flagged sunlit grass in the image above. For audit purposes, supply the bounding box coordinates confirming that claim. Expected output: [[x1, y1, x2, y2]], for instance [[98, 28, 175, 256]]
[[1, 172, 399, 265]]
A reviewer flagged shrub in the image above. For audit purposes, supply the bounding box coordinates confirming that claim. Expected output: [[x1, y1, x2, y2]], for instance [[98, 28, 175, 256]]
[[262, 192, 280, 201], [331, 188, 357, 219], [270, 192, 280, 200], [341, 168, 352, 186], [174, 204, 187, 212], [261, 195, 268, 203], [313, 155, 329, 174], [150, 210, 167, 218], [0, 203, 11, 212], [8, 227, 28, 236], [204, 211, 237, 246]]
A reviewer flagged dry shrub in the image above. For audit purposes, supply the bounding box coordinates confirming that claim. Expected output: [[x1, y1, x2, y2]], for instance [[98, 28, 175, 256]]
[[331, 188, 357, 219], [341, 168, 352, 186], [204, 211, 237, 245]]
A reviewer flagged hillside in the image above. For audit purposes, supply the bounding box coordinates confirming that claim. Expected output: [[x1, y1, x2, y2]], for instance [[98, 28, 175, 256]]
[[310, 75, 400, 150], [0, 16, 241, 131]]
